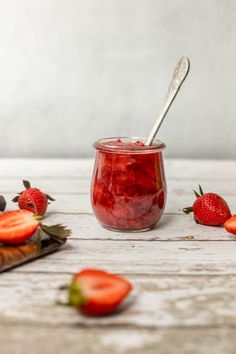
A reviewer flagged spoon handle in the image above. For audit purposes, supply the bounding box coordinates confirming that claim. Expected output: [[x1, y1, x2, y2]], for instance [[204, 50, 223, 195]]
[[146, 56, 190, 146]]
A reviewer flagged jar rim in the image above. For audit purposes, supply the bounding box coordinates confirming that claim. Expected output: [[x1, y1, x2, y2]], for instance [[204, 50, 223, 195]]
[[93, 137, 166, 154]]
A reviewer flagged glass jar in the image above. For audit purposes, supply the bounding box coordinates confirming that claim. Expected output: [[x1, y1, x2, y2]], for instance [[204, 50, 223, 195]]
[[90, 137, 167, 232]]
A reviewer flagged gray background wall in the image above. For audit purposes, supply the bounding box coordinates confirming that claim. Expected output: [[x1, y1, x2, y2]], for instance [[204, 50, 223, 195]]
[[0, 0, 235, 158]]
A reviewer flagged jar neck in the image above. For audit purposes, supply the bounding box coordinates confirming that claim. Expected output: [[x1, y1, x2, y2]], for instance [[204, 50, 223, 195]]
[[94, 137, 166, 154]]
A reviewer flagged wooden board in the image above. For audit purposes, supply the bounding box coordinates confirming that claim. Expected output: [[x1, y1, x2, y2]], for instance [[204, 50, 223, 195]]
[[0, 234, 66, 272]]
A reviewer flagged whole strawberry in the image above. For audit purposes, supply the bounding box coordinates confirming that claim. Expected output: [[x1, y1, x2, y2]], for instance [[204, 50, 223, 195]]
[[12, 180, 55, 216], [183, 185, 231, 226]]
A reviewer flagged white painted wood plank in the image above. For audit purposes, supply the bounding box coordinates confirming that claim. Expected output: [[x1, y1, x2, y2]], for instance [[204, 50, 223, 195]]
[[2, 193, 233, 242], [3, 190, 236, 217], [0, 325, 233, 354], [10, 239, 236, 275], [48, 193, 236, 217], [1, 177, 236, 198], [42, 212, 231, 242], [0, 158, 93, 178], [0, 158, 235, 180], [165, 158, 236, 180], [1, 272, 236, 329]]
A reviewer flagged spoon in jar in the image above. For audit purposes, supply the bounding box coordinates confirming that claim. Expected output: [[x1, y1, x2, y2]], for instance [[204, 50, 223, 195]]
[[146, 56, 190, 145]]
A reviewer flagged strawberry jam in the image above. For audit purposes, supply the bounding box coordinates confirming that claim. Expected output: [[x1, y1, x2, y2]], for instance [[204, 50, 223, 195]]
[[91, 137, 167, 231]]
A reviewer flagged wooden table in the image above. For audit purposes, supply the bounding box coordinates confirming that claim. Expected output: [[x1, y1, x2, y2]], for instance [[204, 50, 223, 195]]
[[0, 158, 236, 354]]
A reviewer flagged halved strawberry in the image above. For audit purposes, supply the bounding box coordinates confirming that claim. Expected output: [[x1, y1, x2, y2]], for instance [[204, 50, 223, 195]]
[[0, 210, 71, 245], [0, 210, 39, 244], [224, 216, 236, 235], [68, 269, 132, 316]]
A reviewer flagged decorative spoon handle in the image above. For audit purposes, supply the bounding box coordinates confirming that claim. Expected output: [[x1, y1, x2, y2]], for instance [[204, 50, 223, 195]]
[[146, 56, 190, 146]]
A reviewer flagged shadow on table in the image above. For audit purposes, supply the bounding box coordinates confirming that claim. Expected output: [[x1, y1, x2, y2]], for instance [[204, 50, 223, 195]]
[[154, 213, 175, 229]]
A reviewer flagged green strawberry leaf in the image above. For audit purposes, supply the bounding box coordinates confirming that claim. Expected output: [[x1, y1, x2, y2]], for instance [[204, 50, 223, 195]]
[[23, 180, 31, 189], [40, 223, 71, 243], [199, 185, 204, 196], [46, 194, 55, 201], [193, 189, 200, 198], [12, 196, 19, 203]]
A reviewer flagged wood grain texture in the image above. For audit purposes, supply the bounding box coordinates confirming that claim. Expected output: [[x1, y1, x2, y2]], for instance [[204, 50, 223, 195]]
[[4, 190, 236, 216], [0, 324, 235, 354], [0, 158, 236, 179], [2, 177, 236, 196], [8, 239, 236, 275], [0, 158, 235, 353], [1, 272, 236, 328], [44, 212, 231, 241]]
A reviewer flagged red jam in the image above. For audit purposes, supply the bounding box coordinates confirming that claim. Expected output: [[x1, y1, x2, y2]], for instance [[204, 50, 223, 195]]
[[91, 138, 167, 231]]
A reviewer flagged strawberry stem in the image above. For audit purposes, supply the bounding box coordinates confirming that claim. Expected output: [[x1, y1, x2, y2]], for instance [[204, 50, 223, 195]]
[[68, 280, 87, 307], [55, 284, 71, 307], [183, 206, 193, 214]]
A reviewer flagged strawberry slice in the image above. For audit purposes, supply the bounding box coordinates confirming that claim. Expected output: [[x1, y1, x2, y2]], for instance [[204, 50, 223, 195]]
[[0, 210, 71, 245], [0, 210, 39, 244], [68, 269, 132, 316], [224, 215, 236, 235]]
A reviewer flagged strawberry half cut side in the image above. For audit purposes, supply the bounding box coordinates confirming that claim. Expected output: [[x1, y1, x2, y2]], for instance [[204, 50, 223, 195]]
[[0, 210, 39, 244], [224, 216, 236, 236], [0, 210, 71, 245], [68, 269, 132, 317]]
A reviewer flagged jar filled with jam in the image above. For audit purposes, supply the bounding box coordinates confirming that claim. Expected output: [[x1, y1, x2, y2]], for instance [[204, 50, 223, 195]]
[[91, 137, 167, 232]]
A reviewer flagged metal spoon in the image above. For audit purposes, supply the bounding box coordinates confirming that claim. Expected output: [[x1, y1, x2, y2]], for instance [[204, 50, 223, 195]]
[[146, 56, 190, 145]]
